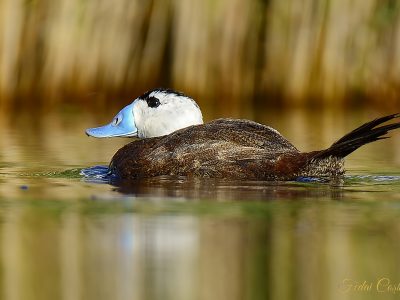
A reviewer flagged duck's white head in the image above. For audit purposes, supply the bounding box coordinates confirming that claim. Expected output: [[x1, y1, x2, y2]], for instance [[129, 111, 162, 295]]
[[86, 88, 203, 138]]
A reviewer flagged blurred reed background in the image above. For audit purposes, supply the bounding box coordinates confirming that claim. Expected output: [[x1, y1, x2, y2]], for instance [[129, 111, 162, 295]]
[[0, 0, 399, 109]]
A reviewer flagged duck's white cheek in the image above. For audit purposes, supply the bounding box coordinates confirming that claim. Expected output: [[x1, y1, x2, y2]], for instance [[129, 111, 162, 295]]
[[133, 107, 162, 138], [133, 104, 147, 137], [143, 116, 171, 138]]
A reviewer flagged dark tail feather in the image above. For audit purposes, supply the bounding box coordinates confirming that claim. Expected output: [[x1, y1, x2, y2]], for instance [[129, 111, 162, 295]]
[[313, 113, 400, 160]]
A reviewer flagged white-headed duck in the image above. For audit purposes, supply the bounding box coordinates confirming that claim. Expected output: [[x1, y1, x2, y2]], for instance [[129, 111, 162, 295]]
[[86, 88, 400, 181]]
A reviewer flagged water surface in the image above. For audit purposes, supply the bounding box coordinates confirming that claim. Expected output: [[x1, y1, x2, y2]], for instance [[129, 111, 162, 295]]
[[0, 108, 399, 300]]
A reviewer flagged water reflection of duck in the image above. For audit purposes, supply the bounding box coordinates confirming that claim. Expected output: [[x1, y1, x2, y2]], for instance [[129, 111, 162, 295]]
[[86, 88, 400, 181]]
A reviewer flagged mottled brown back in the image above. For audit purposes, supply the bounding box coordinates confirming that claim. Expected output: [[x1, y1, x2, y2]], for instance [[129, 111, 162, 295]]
[[110, 119, 301, 180], [109, 114, 400, 181]]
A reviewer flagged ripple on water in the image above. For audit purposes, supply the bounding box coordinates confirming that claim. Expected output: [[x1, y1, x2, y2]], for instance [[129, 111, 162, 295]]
[[80, 165, 116, 183]]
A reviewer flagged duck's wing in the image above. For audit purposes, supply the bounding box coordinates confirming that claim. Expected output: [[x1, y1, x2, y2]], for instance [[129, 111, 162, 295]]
[[169, 118, 299, 152], [110, 119, 300, 180]]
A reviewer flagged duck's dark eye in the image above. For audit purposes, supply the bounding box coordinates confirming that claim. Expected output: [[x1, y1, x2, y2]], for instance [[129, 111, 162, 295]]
[[146, 96, 161, 108]]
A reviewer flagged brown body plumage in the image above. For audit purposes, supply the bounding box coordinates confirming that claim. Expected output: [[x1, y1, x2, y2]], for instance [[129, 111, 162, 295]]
[[109, 115, 400, 181]]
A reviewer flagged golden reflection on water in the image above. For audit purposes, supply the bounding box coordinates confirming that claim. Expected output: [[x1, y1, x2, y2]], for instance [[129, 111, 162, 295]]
[[2, 201, 400, 300], [0, 107, 399, 300]]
